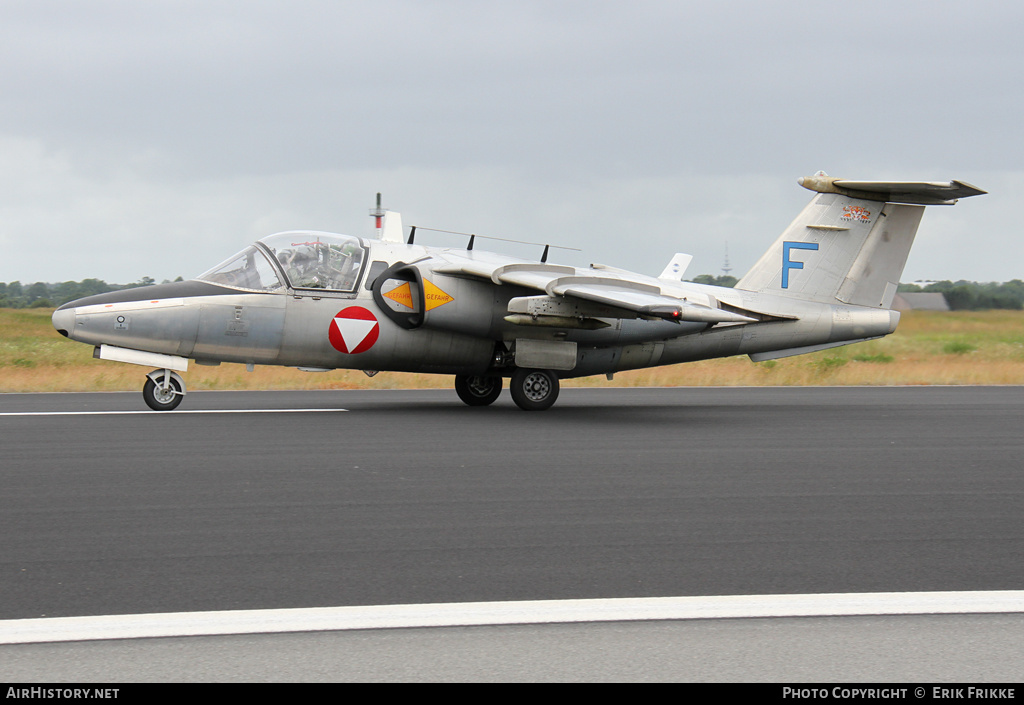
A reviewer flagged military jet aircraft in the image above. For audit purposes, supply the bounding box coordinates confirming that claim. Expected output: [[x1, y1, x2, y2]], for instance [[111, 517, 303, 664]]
[[52, 173, 984, 411]]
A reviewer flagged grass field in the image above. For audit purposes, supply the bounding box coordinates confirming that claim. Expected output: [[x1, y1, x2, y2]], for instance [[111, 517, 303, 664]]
[[2, 307, 1023, 393]]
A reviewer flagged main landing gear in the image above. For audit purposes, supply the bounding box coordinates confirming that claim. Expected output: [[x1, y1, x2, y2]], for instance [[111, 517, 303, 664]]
[[454, 369, 560, 411], [509, 368, 560, 411], [455, 375, 503, 407], [142, 369, 186, 411]]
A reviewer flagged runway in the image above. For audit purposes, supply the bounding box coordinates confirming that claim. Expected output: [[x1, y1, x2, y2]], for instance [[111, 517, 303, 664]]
[[1, 386, 1022, 680]]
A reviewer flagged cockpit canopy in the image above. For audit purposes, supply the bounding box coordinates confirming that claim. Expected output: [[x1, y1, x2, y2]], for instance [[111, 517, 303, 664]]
[[197, 231, 367, 293]]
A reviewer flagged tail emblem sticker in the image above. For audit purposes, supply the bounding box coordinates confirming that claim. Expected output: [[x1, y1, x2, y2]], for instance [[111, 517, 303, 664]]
[[841, 205, 872, 222]]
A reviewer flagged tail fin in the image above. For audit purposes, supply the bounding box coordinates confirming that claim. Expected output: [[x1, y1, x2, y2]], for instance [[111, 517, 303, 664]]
[[735, 174, 985, 308]]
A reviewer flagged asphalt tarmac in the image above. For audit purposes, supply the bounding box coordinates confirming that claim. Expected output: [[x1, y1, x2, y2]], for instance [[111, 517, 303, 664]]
[[1, 386, 1022, 681]]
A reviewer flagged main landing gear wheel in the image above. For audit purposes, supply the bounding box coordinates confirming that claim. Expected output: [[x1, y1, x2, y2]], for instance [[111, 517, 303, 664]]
[[143, 374, 184, 411], [510, 368, 560, 411], [455, 375, 503, 407]]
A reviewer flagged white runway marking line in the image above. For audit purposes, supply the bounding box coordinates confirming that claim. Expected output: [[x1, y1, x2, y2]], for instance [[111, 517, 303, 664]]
[[0, 409, 348, 417], [2, 591, 1023, 645]]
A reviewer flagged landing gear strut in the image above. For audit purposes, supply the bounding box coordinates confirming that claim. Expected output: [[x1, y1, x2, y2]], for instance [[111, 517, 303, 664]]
[[143, 369, 186, 411], [509, 368, 559, 411], [455, 375, 503, 407]]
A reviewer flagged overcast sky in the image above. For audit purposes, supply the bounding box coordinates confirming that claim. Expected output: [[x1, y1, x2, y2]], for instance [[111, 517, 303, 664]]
[[1, 0, 1019, 285]]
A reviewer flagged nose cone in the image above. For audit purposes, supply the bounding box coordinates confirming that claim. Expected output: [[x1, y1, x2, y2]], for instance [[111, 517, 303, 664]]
[[52, 306, 75, 338]]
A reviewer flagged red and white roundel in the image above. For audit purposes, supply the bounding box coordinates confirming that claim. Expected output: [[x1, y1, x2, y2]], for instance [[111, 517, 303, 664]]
[[329, 307, 380, 354]]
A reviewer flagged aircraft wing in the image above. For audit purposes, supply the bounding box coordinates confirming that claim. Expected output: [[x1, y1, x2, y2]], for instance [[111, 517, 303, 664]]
[[434, 257, 757, 324], [546, 277, 754, 323]]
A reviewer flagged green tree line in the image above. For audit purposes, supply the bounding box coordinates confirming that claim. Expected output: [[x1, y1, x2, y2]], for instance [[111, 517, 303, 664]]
[[689, 275, 1024, 311], [0, 277, 181, 309], [897, 280, 1024, 310], [3, 275, 1023, 311]]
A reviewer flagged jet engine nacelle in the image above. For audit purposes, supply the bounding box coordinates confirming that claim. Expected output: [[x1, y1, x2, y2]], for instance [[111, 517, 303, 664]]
[[371, 262, 501, 339]]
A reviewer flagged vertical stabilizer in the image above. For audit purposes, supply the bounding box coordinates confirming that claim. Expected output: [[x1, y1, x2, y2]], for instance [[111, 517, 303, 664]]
[[736, 175, 983, 308], [736, 192, 929, 308], [835, 203, 923, 307]]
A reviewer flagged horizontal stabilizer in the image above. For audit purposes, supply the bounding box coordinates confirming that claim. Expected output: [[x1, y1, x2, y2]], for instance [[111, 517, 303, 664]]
[[799, 174, 986, 205]]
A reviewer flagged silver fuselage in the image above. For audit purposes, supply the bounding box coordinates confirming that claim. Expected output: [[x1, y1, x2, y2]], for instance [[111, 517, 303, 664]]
[[53, 236, 898, 379]]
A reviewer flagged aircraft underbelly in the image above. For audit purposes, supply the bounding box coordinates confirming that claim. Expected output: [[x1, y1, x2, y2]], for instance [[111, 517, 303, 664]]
[[653, 305, 897, 366], [378, 328, 494, 373]]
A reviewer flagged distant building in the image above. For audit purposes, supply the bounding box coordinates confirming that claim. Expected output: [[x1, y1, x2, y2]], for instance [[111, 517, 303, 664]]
[[892, 292, 950, 311]]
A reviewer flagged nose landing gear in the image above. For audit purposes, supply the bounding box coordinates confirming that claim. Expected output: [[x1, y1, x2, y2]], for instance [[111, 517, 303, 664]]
[[143, 369, 186, 411]]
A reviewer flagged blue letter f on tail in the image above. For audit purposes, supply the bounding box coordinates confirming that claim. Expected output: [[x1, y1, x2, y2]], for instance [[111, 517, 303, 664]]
[[781, 241, 819, 289]]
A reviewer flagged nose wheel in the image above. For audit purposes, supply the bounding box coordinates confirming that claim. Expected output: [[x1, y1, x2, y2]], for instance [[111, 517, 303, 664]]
[[143, 369, 186, 411], [510, 368, 560, 411]]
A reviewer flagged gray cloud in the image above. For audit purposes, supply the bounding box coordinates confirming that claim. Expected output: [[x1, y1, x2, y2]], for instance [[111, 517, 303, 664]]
[[0, 1, 1016, 284]]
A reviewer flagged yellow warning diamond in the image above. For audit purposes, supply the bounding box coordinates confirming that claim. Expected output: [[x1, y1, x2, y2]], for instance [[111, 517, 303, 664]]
[[423, 279, 454, 311], [383, 282, 414, 309], [382, 279, 453, 311]]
